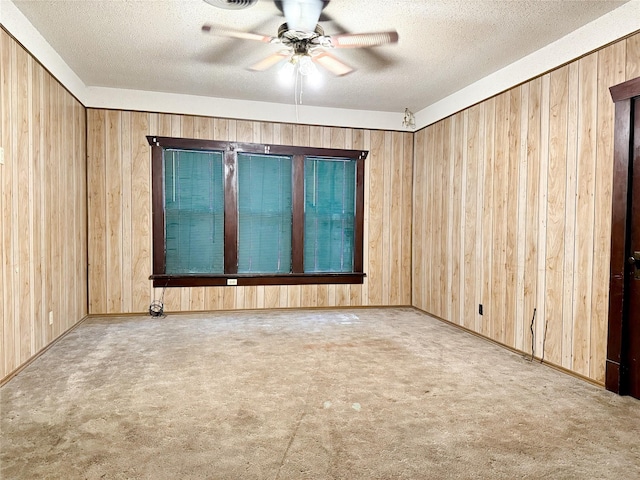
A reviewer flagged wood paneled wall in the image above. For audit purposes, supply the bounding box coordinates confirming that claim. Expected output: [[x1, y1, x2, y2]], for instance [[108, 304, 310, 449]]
[[87, 111, 413, 314], [0, 30, 87, 382], [412, 32, 640, 384]]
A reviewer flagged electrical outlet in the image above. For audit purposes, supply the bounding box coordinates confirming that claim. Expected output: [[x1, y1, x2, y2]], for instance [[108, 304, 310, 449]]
[[227, 278, 238, 286], [49, 311, 53, 325], [479, 304, 483, 315]]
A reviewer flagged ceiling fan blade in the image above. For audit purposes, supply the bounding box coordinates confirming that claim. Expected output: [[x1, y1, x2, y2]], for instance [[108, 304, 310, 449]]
[[330, 31, 399, 48], [314, 51, 353, 76], [202, 24, 274, 43], [249, 51, 290, 71]]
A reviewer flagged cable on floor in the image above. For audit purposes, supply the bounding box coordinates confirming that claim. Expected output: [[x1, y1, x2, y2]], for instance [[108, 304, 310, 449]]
[[529, 307, 536, 362], [149, 282, 168, 318]]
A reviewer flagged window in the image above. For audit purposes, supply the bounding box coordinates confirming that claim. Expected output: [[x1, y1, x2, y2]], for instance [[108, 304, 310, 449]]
[[148, 136, 367, 287]]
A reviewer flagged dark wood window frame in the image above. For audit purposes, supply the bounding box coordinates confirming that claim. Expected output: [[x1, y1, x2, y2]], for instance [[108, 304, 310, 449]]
[[147, 136, 367, 288]]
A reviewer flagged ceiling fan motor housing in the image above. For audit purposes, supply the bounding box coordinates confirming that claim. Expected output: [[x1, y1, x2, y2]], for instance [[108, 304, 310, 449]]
[[274, 0, 330, 15], [278, 22, 324, 40]]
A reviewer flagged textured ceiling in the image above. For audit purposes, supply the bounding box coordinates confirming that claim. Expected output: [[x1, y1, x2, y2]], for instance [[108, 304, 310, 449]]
[[10, 0, 631, 113]]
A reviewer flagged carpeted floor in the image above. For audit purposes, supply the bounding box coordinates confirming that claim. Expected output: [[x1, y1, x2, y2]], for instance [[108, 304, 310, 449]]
[[1, 307, 639, 479]]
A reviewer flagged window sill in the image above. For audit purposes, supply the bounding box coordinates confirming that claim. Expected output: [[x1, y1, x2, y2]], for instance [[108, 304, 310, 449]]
[[150, 273, 366, 288]]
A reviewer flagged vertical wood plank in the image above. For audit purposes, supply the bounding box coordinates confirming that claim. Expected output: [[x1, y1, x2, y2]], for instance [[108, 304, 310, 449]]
[[481, 97, 495, 337], [412, 129, 425, 309], [474, 102, 486, 334], [464, 106, 479, 330], [106, 110, 123, 314], [441, 118, 452, 321], [87, 109, 107, 314], [16, 43, 31, 362], [492, 92, 509, 343], [401, 132, 413, 305], [130, 112, 151, 313], [7, 37, 19, 368], [30, 60, 43, 353], [381, 130, 392, 305], [50, 70, 62, 337], [625, 33, 640, 80], [61, 86, 72, 331], [42, 70, 52, 344], [121, 111, 133, 313], [562, 62, 579, 369], [450, 114, 463, 325], [368, 130, 384, 305], [432, 121, 443, 316], [0, 28, 7, 378], [523, 77, 541, 358], [535, 74, 550, 357], [362, 130, 371, 305], [544, 66, 569, 365], [424, 125, 435, 313], [517, 85, 530, 351], [505, 86, 521, 349], [572, 53, 598, 376]]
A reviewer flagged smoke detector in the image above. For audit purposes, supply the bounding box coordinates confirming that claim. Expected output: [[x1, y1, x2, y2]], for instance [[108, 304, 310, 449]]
[[203, 0, 258, 9]]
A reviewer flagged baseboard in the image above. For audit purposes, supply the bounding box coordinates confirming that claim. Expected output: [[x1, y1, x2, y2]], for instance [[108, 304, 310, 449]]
[[0, 315, 91, 387], [84, 304, 416, 318], [410, 306, 604, 388]]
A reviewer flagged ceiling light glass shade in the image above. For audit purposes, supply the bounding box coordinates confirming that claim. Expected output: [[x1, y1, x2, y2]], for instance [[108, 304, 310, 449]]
[[298, 55, 318, 76], [278, 60, 296, 86], [279, 60, 296, 77]]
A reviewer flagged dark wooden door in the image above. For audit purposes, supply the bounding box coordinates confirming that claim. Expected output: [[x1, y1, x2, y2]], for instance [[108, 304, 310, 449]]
[[607, 77, 640, 399], [626, 98, 640, 398]]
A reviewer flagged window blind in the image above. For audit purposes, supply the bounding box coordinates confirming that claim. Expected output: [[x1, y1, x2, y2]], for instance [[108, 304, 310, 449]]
[[237, 153, 292, 273], [164, 149, 224, 274], [304, 157, 356, 273]]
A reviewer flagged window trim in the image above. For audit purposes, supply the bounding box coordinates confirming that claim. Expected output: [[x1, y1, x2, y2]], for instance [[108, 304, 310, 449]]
[[147, 135, 367, 288]]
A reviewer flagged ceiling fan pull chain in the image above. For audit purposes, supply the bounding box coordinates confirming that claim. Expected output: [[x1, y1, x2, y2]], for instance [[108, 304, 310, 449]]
[[299, 72, 305, 105], [294, 70, 300, 123]]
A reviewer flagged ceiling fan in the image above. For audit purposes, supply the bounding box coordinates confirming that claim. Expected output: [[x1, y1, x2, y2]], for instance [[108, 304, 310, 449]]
[[202, 0, 399, 77]]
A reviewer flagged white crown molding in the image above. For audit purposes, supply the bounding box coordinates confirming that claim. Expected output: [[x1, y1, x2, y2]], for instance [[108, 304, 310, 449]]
[[414, 0, 640, 130], [3, 0, 638, 131], [84, 86, 406, 131]]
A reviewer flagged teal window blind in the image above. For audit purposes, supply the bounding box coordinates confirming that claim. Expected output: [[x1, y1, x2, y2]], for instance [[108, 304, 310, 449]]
[[164, 149, 224, 274], [237, 153, 292, 273], [304, 157, 356, 273]]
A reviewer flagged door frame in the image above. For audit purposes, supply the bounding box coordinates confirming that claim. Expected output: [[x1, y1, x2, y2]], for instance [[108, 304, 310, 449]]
[[606, 76, 640, 394]]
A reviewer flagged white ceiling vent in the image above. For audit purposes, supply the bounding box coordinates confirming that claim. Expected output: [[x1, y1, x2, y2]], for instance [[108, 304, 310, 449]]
[[203, 0, 258, 10]]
